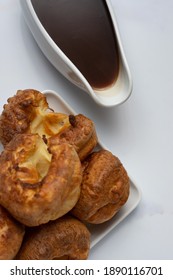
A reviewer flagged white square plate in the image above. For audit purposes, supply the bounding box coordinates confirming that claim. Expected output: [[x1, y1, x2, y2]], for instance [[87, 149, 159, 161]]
[[0, 89, 141, 249]]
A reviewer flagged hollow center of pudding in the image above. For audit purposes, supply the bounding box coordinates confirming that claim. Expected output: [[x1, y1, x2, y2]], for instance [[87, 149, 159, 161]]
[[30, 105, 70, 138], [18, 137, 52, 184]]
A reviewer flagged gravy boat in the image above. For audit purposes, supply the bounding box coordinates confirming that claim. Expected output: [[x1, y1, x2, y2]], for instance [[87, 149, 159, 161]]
[[20, 0, 132, 107]]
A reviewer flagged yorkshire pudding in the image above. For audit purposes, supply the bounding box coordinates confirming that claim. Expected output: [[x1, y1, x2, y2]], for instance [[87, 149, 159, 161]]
[[0, 89, 70, 146], [71, 150, 130, 224], [16, 215, 90, 260], [0, 205, 25, 260], [49, 114, 98, 161], [0, 133, 82, 226]]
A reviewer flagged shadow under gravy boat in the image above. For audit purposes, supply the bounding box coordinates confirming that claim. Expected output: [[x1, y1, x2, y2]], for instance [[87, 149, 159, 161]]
[[20, 0, 132, 107]]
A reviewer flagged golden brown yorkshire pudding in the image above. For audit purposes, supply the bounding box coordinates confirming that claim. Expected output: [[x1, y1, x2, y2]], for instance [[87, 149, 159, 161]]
[[71, 150, 130, 224], [16, 215, 90, 260], [0, 205, 25, 260], [0, 89, 70, 146], [49, 114, 98, 161], [0, 133, 82, 227]]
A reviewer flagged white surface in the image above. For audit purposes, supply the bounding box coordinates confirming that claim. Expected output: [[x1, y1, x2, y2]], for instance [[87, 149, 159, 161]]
[[44, 90, 142, 249], [0, 0, 173, 259]]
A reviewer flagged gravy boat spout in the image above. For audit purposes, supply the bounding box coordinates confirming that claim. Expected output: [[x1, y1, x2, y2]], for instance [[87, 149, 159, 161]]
[[20, 0, 132, 107]]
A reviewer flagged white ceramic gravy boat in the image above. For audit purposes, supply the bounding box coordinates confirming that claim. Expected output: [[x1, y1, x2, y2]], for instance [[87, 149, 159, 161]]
[[20, 0, 132, 107]]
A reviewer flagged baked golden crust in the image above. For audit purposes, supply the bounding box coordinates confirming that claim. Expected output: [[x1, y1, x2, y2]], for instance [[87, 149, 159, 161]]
[[0, 133, 82, 226], [49, 114, 98, 161], [71, 150, 130, 224], [16, 215, 90, 260], [0, 205, 25, 260], [0, 89, 70, 146]]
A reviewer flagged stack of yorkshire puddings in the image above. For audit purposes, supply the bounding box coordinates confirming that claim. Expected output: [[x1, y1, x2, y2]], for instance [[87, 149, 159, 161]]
[[0, 89, 130, 260]]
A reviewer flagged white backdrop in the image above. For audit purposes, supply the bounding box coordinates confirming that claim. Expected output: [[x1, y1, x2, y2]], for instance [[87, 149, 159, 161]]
[[0, 0, 173, 259]]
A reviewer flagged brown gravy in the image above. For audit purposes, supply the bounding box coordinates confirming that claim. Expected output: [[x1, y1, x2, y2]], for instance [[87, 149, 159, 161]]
[[31, 0, 119, 89]]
